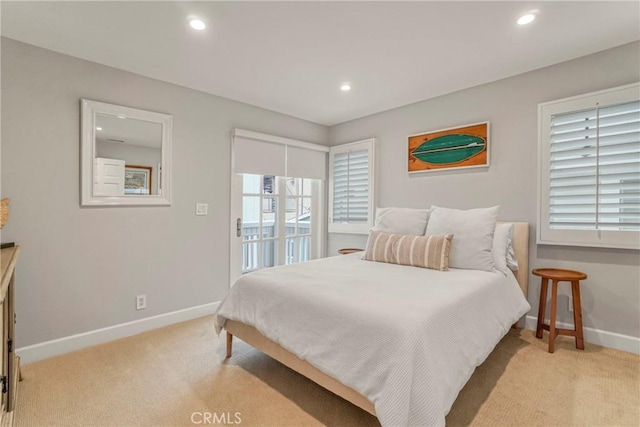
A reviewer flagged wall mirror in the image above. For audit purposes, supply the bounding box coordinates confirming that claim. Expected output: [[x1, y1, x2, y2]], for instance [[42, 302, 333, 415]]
[[81, 99, 172, 206]]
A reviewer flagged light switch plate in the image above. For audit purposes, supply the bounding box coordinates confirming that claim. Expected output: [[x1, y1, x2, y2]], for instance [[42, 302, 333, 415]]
[[196, 203, 208, 216]]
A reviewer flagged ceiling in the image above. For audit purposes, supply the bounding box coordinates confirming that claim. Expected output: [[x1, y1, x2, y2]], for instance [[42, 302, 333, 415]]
[[2, 1, 639, 126]]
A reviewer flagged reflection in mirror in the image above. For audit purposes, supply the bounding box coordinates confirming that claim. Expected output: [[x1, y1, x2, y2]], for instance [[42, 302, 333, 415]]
[[94, 113, 162, 196], [81, 99, 172, 206]]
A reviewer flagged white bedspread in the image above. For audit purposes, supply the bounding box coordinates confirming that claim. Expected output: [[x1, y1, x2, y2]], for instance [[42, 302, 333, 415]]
[[215, 254, 530, 426]]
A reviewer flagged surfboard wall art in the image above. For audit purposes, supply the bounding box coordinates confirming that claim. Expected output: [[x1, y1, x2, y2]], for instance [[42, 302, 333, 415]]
[[408, 122, 489, 173]]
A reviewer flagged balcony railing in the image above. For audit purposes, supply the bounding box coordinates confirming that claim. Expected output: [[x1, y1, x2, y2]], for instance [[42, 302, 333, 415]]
[[242, 222, 311, 273]]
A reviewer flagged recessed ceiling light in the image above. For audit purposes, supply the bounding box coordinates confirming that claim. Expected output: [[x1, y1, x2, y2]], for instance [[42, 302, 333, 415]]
[[117, 115, 126, 119], [340, 83, 352, 91], [96, 127, 103, 131], [517, 13, 536, 25], [189, 19, 206, 31]]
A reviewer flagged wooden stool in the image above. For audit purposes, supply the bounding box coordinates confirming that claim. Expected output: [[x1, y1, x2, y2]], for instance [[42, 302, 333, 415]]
[[532, 268, 587, 353], [338, 248, 364, 255]]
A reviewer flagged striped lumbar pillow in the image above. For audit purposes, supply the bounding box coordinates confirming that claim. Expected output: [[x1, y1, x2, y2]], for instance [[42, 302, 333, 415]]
[[364, 230, 453, 271]]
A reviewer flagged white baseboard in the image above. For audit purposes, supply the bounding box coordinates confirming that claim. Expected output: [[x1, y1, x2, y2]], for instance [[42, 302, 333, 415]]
[[18, 307, 637, 364], [17, 301, 220, 364], [524, 315, 640, 355]]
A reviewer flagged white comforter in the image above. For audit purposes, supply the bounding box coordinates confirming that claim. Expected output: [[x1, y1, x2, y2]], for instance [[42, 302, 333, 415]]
[[215, 254, 530, 426]]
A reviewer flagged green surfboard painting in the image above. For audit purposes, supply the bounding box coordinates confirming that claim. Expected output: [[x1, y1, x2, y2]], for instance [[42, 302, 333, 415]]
[[411, 134, 486, 165]]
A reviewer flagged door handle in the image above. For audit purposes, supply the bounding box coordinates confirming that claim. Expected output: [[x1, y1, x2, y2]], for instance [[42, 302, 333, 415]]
[[236, 218, 242, 237]]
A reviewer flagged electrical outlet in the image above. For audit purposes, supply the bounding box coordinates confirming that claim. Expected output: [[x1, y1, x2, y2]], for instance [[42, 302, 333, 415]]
[[136, 294, 147, 310]]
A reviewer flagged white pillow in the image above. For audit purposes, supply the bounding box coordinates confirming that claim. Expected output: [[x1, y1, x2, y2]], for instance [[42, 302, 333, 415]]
[[506, 237, 519, 271], [493, 223, 514, 272], [371, 207, 432, 236], [426, 205, 499, 271]]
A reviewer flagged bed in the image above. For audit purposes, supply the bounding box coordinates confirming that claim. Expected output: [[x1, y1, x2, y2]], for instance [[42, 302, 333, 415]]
[[215, 222, 530, 426]]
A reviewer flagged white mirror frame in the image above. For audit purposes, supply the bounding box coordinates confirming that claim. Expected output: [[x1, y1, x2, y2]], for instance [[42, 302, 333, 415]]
[[81, 99, 173, 206]]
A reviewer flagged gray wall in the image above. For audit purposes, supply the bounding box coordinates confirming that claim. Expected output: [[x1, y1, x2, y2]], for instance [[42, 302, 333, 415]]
[[1, 38, 328, 347], [2, 36, 638, 349], [328, 42, 640, 339]]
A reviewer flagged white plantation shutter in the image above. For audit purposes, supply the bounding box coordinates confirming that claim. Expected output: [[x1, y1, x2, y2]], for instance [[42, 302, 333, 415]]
[[329, 139, 376, 233], [549, 101, 640, 230], [332, 150, 369, 222], [538, 83, 640, 249]]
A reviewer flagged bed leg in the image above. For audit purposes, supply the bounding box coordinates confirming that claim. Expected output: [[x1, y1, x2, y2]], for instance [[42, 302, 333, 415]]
[[512, 321, 521, 330], [226, 332, 233, 358]]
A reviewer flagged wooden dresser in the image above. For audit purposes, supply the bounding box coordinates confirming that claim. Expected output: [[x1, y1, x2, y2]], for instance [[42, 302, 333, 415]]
[[0, 246, 20, 426]]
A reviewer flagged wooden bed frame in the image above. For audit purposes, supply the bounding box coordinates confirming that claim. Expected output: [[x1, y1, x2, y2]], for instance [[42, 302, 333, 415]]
[[225, 222, 530, 417]]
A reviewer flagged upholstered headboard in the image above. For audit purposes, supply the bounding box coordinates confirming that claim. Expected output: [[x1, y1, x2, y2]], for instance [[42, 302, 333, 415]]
[[503, 221, 529, 299]]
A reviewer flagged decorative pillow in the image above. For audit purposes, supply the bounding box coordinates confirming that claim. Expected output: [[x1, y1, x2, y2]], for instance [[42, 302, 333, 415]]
[[493, 223, 513, 272], [364, 230, 453, 271], [425, 205, 499, 271], [371, 207, 432, 236]]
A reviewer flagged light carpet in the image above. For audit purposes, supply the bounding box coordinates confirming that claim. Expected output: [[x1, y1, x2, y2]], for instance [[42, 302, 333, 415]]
[[15, 316, 640, 426]]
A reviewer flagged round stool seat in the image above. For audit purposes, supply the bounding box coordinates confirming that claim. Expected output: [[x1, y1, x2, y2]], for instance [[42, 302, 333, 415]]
[[533, 268, 587, 281]]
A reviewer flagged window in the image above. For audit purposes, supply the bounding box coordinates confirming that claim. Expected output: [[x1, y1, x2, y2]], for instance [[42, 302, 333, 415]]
[[328, 138, 376, 234], [538, 83, 640, 249]]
